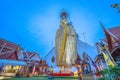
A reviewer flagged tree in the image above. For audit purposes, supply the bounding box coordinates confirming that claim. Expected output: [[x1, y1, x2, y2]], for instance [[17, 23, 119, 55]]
[[111, 4, 120, 13], [98, 66, 120, 80]]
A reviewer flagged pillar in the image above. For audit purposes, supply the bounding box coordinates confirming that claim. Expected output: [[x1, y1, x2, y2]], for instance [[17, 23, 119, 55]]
[[32, 65, 36, 75]]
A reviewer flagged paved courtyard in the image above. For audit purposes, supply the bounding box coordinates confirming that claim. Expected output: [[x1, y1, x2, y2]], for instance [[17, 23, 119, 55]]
[[2, 76, 94, 80]]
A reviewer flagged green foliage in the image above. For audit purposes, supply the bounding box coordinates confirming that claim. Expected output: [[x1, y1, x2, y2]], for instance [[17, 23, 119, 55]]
[[98, 66, 120, 80]]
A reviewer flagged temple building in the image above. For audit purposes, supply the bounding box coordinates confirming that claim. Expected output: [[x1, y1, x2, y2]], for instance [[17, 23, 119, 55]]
[[95, 23, 120, 72], [108, 27, 120, 64], [0, 38, 26, 76], [0, 38, 47, 76], [18, 50, 41, 75]]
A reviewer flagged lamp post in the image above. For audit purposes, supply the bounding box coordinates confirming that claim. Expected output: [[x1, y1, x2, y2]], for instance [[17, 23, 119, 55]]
[[48, 66, 54, 80]]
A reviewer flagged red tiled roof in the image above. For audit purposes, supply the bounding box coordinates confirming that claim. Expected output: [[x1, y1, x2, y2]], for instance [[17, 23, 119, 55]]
[[0, 39, 18, 50], [0, 38, 19, 60], [39, 60, 48, 67], [0, 51, 17, 60], [27, 52, 33, 56], [22, 51, 33, 58], [109, 27, 120, 39]]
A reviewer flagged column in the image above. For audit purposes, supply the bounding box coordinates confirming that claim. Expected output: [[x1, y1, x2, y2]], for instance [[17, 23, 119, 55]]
[[32, 65, 36, 75]]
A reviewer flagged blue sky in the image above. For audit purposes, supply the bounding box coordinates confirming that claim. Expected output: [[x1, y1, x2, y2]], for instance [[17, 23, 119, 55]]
[[0, 0, 120, 58]]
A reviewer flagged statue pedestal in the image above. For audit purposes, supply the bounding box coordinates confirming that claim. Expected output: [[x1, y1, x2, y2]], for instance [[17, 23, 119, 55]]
[[60, 66, 72, 73]]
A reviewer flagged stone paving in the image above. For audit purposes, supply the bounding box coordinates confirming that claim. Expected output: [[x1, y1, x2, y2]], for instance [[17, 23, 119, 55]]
[[2, 76, 94, 80]]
